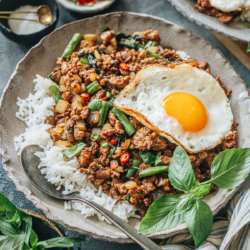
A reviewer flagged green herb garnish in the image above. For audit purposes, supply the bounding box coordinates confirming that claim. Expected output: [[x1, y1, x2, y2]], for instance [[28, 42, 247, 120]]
[[63, 143, 86, 158]]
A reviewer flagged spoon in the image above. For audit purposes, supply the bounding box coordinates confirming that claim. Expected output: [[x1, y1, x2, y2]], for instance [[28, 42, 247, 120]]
[[20, 145, 162, 250], [0, 5, 53, 26]]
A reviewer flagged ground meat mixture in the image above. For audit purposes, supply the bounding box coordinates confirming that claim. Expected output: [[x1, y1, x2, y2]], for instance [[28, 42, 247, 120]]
[[47, 29, 238, 216], [195, 0, 238, 23]]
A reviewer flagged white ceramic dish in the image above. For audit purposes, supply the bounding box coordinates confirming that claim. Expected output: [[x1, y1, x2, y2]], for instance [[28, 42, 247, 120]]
[[168, 0, 250, 43], [1, 12, 250, 243], [57, 0, 115, 13]]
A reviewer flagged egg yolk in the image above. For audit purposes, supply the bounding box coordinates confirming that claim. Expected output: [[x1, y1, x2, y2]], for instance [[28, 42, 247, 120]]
[[162, 92, 208, 132]]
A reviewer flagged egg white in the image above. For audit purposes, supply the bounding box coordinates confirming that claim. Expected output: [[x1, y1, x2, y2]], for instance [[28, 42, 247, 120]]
[[210, 0, 250, 12], [114, 64, 234, 153]]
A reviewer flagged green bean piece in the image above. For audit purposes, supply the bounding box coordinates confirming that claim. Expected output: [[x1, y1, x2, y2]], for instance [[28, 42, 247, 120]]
[[126, 158, 142, 179], [97, 101, 110, 127], [101, 142, 109, 148], [80, 58, 91, 66], [144, 41, 155, 49], [106, 91, 112, 99], [111, 107, 136, 136], [48, 85, 62, 102], [61, 33, 83, 60], [63, 143, 86, 158], [88, 82, 102, 95], [139, 166, 169, 178], [86, 81, 98, 90], [88, 99, 102, 111], [90, 132, 100, 141], [145, 51, 171, 64]]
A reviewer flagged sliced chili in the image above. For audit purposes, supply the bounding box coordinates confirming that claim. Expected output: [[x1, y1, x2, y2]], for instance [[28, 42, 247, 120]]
[[110, 139, 117, 145], [102, 130, 108, 136], [101, 97, 108, 101], [119, 63, 128, 71], [120, 153, 130, 165], [90, 132, 100, 141], [81, 93, 90, 101]]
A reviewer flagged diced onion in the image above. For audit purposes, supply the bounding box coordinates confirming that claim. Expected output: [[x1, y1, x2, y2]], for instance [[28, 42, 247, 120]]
[[59, 86, 70, 92], [124, 181, 137, 189], [84, 34, 98, 41], [70, 83, 81, 95], [87, 111, 100, 123], [80, 40, 89, 48], [92, 127, 102, 135], [95, 169, 111, 179], [147, 46, 159, 53], [51, 126, 64, 134], [120, 69, 130, 76], [59, 76, 67, 86], [110, 160, 118, 169], [55, 140, 72, 147], [105, 45, 114, 54], [71, 101, 83, 109], [94, 50, 101, 60], [55, 100, 69, 113], [80, 83, 87, 93], [90, 73, 98, 82], [124, 139, 131, 151], [110, 37, 117, 50], [72, 75, 82, 83], [76, 120, 86, 131], [56, 118, 65, 124], [72, 95, 85, 105]]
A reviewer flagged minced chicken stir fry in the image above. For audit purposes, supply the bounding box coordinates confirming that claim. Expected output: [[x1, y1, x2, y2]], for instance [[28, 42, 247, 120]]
[[46, 28, 237, 217]]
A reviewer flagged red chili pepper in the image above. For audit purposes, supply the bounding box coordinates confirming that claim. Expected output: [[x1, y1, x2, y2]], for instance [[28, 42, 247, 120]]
[[119, 63, 129, 71], [102, 130, 108, 136], [101, 97, 108, 101], [77, 0, 85, 4], [81, 93, 90, 101], [120, 153, 130, 165], [110, 139, 117, 145]]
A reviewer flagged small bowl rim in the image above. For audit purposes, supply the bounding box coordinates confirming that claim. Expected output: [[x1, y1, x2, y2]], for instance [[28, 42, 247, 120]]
[[0, 0, 59, 37]]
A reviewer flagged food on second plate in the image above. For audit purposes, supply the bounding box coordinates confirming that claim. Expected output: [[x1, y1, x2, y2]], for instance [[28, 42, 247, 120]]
[[73, 0, 109, 6], [195, 0, 250, 23], [14, 28, 238, 220], [114, 64, 233, 153]]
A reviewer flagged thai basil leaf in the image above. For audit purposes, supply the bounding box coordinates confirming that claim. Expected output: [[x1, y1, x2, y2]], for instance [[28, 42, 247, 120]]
[[124, 194, 130, 202], [185, 199, 213, 248], [63, 143, 86, 158], [154, 155, 162, 166], [0, 193, 18, 221], [173, 194, 195, 215], [77, 51, 94, 57], [36, 236, 84, 249], [88, 54, 101, 74], [0, 235, 26, 250], [115, 32, 130, 41], [209, 148, 250, 189], [139, 194, 184, 234], [168, 146, 196, 192], [30, 229, 38, 248], [0, 221, 21, 236], [7, 211, 22, 228], [190, 184, 211, 198], [139, 151, 156, 165]]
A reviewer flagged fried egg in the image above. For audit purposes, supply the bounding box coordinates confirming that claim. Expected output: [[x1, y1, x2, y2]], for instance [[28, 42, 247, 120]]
[[114, 64, 233, 153], [209, 0, 250, 12]]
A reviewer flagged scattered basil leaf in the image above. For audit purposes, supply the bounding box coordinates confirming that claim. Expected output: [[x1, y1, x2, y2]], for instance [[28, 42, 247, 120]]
[[29, 229, 38, 248], [154, 155, 162, 166], [115, 32, 130, 41], [78, 51, 94, 57], [36, 236, 84, 250], [0, 193, 19, 221], [168, 146, 196, 192], [209, 148, 250, 189], [139, 194, 184, 234], [48, 72, 54, 81], [63, 143, 86, 158], [247, 40, 250, 53], [139, 151, 156, 165], [190, 184, 211, 198], [67, 126, 74, 132], [0, 234, 26, 250], [185, 199, 213, 248], [88, 54, 101, 74], [101, 27, 110, 32], [108, 94, 118, 107], [72, 140, 79, 145], [124, 194, 130, 202]]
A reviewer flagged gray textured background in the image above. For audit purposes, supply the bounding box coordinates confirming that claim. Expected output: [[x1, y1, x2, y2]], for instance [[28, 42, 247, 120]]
[[0, 0, 250, 249]]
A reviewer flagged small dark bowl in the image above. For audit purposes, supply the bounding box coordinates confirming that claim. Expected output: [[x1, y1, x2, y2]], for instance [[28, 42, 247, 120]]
[[0, 0, 59, 45]]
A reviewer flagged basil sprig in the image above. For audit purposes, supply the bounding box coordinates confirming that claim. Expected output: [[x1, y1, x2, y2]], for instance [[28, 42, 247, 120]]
[[0, 193, 85, 250], [139, 146, 250, 248], [63, 143, 86, 158]]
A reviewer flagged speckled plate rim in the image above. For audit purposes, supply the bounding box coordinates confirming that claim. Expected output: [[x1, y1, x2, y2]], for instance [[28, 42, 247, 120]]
[[167, 0, 250, 43], [0, 12, 249, 243], [57, 0, 116, 14]]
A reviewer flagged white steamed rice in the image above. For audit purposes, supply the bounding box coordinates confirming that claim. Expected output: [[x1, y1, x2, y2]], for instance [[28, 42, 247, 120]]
[[14, 75, 139, 222]]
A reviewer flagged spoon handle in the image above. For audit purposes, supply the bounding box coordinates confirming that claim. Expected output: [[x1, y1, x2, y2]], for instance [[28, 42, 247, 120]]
[[0, 16, 38, 22], [0, 11, 36, 14], [70, 196, 162, 250]]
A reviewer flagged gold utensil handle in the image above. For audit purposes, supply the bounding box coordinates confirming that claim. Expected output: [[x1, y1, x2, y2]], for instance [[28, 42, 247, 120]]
[[0, 16, 38, 22], [0, 11, 36, 14]]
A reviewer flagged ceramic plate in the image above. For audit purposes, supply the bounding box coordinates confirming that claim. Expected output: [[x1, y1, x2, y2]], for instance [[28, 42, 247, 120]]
[[0, 12, 250, 243], [57, 0, 115, 14], [168, 0, 250, 43]]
